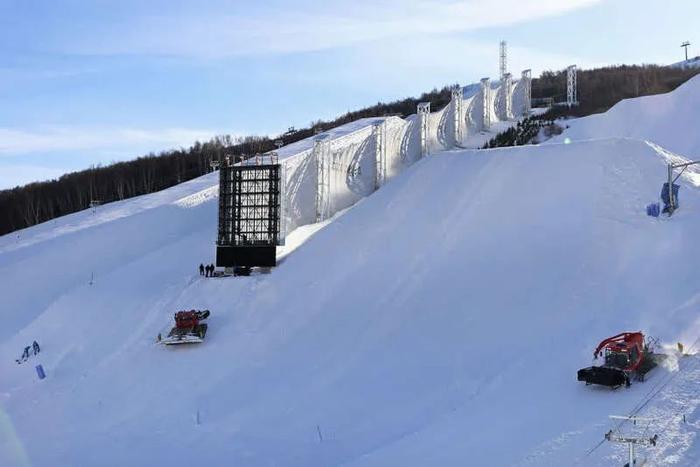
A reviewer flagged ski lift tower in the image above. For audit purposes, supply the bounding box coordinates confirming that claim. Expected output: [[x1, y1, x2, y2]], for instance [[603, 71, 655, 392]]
[[681, 41, 691, 62], [605, 415, 658, 467], [567, 65, 578, 108]]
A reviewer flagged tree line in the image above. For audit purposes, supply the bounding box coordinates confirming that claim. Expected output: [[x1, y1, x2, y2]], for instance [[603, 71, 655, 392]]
[[0, 86, 454, 236]]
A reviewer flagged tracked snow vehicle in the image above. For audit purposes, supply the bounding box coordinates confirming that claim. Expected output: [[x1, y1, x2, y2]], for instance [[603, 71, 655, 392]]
[[577, 332, 659, 388], [159, 310, 210, 345]]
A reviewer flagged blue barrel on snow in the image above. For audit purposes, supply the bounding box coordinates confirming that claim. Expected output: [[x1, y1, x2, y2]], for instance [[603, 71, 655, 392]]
[[35, 364, 46, 380], [646, 203, 660, 217]]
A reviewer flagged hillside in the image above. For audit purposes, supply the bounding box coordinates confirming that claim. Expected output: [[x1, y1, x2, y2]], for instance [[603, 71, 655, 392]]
[[555, 74, 700, 157], [3, 71, 700, 467], [2, 134, 700, 466]]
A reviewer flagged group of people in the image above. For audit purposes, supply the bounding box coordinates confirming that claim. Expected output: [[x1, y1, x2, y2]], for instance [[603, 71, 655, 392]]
[[16, 340, 40, 364], [199, 263, 216, 277]]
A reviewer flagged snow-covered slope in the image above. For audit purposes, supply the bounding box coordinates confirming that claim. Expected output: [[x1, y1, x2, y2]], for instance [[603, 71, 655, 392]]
[[555, 74, 700, 157], [2, 135, 700, 466], [670, 57, 700, 70]]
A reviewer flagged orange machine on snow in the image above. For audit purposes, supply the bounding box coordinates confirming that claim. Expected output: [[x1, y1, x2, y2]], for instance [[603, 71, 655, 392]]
[[577, 332, 660, 388], [158, 310, 210, 345]]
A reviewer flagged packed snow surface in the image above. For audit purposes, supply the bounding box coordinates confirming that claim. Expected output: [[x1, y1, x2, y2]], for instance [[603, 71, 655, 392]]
[[2, 136, 700, 466], [3, 77, 700, 466]]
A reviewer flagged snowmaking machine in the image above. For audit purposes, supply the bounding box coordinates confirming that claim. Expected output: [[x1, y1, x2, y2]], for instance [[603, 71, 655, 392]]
[[577, 332, 661, 388], [158, 310, 210, 345]]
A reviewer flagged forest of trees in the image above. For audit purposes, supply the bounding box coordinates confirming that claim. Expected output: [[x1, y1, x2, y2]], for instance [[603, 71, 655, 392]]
[[483, 116, 557, 149], [2, 63, 699, 236]]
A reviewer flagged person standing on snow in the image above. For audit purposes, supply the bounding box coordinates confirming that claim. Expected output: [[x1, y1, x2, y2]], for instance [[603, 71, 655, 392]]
[[32, 341, 40, 355], [209, 264, 215, 277], [21, 346, 30, 362], [199, 263, 205, 276]]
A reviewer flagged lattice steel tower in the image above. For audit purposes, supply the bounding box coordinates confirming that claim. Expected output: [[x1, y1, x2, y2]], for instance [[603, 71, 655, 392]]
[[499, 41, 507, 80], [503, 72, 512, 120], [480, 78, 491, 130], [451, 84, 463, 144], [417, 102, 430, 157], [521, 69, 532, 115], [567, 65, 578, 107], [373, 121, 387, 190], [314, 136, 331, 222]]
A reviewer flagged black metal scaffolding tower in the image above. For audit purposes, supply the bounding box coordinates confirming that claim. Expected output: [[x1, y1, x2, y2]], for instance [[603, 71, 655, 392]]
[[216, 157, 281, 267]]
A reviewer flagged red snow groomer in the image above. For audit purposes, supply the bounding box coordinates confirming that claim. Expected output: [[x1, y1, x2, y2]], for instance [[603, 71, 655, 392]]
[[159, 310, 210, 345], [577, 332, 659, 388]]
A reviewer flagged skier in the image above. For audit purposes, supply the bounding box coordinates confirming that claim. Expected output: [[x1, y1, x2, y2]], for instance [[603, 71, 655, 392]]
[[199, 263, 205, 276], [32, 340, 40, 355]]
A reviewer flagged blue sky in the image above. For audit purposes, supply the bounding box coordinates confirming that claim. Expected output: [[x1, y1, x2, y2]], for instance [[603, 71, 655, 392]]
[[1, 0, 698, 189]]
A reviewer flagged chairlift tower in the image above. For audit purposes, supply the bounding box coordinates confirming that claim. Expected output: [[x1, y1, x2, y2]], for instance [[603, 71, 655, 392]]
[[499, 40, 507, 80], [451, 84, 463, 144], [522, 69, 532, 115], [681, 41, 691, 61], [567, 65, 578, 108], [314, 136, 331, 222], [373, 121, 387, 190], [605, 415, 658, 467], [480, 78, 491, 130], [417, 102, 431, 157]]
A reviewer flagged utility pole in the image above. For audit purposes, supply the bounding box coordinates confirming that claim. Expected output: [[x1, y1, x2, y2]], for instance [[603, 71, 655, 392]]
[[605, 415, 658, 466], [681, 41, 690, 61]]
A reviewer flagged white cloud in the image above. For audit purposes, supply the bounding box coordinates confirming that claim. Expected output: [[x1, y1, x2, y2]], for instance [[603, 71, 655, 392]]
[[60, 0, 603, 58], [0, 126, 221, 156]]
